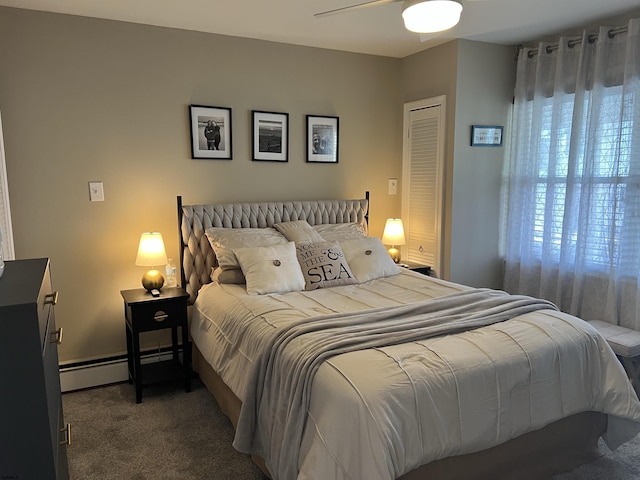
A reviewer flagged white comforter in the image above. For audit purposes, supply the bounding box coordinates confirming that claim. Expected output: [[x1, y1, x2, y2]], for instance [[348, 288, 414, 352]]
[[191, 269, 640, 480]]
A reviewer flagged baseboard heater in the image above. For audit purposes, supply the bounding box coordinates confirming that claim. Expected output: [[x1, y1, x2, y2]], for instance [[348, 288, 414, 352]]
[[59, 347, 186, 393]]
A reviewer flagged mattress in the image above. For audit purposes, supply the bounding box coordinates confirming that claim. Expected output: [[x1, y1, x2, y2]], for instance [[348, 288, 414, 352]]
[[191, 268, 640, 480]]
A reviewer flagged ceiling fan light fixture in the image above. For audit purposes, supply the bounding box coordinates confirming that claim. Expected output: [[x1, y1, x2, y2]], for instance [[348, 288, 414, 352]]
[[402, 0, 463, 33]]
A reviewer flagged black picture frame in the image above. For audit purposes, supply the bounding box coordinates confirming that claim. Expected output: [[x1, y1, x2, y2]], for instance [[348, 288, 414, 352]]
[[471, 125, 503, 147], [252, 111, 289, 162], [189, 105, 233, 159], [306, 115, 339, 163]]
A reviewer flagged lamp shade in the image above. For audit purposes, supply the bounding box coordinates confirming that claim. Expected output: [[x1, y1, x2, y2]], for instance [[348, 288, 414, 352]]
[[402, 0, 463, 33], [382, 218, 406, 246], [135, 232, 168, 267]]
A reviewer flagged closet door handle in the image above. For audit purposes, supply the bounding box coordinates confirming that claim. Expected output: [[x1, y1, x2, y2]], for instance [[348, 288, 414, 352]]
[[60, 423, 71, 446], [50, 327, 63, 345], [44, 291, 59, 306]]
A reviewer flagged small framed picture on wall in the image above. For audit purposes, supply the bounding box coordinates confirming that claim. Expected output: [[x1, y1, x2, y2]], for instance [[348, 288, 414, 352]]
[[470, 125, 503, 147], [189, 105, 233, 159], [252, 110, 289, 162], [306, 115, 339, 163]]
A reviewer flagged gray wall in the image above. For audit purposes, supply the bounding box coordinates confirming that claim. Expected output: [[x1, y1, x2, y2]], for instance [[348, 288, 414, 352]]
[[450, 40, 514, 288], [0, 6, 514, 364], [401, 40, 514, 288]]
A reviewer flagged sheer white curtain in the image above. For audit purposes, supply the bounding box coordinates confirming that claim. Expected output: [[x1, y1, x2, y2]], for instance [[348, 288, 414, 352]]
[[504, 19, 640, 330], [0, 111, 14, 261]]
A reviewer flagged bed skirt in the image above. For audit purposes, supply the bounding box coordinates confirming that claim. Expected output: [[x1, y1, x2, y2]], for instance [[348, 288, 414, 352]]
[[193, 344, 606, 480]]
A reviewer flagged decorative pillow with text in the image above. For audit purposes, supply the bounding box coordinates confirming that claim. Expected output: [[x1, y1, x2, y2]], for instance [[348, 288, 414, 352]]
[[295, 242, 357, 291]]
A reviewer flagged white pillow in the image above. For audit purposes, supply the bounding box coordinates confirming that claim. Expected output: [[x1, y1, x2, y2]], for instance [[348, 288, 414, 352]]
[[274, 220, 326, 244], [234, 242, 305, 295], [340, 237, 399, 283], [295, 242, 357, 291], [211, 267, 246, 284], [205, 227, 288, 270], [313, 223, 367, 242]]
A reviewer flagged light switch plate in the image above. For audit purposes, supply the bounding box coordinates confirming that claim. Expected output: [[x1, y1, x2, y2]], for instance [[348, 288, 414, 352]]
[[388, 178, 398, 195], [89, 181, 104, 202]]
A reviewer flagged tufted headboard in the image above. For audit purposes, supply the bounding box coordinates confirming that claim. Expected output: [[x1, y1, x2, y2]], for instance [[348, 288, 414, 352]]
[[177, 193, 369, 304]]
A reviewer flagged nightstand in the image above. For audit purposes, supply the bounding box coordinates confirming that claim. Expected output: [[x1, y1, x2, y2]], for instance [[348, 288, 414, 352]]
[[120, 287, 191, 403], [400, 261, 434, 277]]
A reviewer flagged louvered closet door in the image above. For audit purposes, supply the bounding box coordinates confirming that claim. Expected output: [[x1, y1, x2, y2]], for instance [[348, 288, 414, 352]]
[[402, 97, 445, 276]]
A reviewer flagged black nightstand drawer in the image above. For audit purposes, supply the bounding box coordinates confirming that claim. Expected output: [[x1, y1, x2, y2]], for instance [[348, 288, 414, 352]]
[[127, 299, 186, 332]]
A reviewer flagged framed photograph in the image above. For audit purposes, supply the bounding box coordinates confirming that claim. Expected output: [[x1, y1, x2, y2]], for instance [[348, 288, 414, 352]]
[[306, 115, 339, 163], [252, 111, 289, 162], [471, 125, 503, 147], [189, 105, 232, 159]]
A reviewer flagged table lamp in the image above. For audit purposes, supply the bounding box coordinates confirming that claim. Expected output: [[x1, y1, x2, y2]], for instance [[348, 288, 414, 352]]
[[381, 218, 406, 263], [135, 232, 168, 291]]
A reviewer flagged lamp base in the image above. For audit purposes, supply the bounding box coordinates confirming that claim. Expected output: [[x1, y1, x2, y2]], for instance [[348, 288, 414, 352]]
[[141, 269, 165, 291], [388, 247, 401, 264]]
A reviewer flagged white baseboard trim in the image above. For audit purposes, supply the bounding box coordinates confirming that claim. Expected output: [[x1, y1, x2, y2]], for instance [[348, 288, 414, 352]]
[[60, 358, 128, 393], [60, 352, 179, 393]]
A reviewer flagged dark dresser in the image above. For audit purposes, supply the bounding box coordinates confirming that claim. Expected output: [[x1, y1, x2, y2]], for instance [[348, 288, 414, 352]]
[[0, 258, 70, 479]]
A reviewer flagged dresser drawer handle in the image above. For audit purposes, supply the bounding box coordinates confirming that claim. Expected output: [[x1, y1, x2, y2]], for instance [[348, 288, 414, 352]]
[[60, 423, 71, 446], [44, 291, 59, 306], [50, 327, 63, 345], [154, 311, 168, 322]]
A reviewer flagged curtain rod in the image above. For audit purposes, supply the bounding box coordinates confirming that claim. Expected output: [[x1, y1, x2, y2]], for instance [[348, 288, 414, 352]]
[[525, 26, 628, 59]]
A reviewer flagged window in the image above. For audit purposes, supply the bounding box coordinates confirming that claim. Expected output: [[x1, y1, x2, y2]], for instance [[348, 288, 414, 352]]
[[523, 85, 636, 273], [504, 23, 640, 327]]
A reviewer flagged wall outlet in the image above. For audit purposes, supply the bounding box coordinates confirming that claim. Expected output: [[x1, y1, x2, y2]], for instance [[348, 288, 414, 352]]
[[388, 178, 398, 195], [89, 181, 104, 202]]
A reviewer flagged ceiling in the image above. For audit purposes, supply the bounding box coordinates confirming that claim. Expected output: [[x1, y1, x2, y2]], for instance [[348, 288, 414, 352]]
[[1, 0, 639, 58]]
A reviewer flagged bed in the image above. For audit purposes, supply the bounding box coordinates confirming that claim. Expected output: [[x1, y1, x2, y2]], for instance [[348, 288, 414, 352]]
[[177, 194, 640, 480]]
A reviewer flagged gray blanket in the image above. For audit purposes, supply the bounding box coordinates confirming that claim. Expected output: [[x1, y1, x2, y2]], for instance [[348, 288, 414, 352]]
[[232, 288, 557, 480]]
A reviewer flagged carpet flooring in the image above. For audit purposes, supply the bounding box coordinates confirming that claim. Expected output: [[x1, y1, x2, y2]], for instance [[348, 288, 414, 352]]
[[63, 379, 640, 479], [63, 379, 266, 480]]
